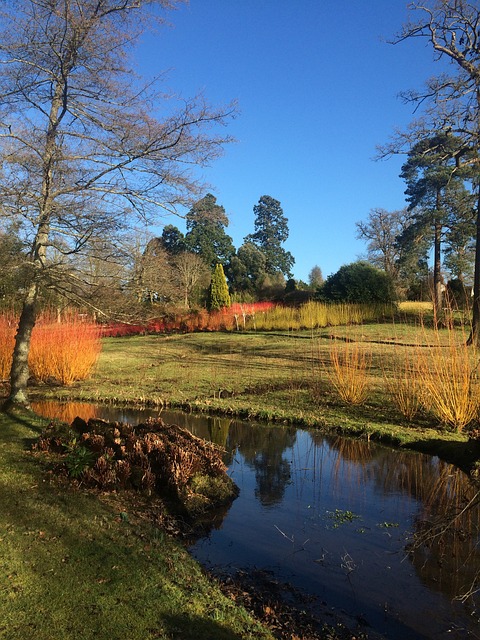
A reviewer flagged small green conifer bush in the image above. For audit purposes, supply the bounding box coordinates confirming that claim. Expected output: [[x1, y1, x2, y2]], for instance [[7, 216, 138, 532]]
[[208, 263, 231, 311]]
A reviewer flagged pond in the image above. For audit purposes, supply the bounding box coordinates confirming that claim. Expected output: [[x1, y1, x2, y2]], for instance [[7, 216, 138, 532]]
[[32, 400, 480, 640]]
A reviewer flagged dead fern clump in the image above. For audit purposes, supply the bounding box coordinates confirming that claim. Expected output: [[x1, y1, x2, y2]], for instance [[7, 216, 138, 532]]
[[36, 416, 238, 517]]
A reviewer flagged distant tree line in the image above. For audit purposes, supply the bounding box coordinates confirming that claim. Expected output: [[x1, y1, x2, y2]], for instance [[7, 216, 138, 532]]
[[123, 193, 305, 312], [0, 192, 312, 316]]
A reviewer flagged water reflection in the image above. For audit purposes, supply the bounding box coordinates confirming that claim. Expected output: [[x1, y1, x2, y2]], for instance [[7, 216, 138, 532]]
[[228, 423, 297, 507], [32, 400, 480, 640]]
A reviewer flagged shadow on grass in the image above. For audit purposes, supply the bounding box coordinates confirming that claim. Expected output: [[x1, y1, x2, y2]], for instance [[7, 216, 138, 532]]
[[0, 402, 45, 444], [161, 613, 246, 640]]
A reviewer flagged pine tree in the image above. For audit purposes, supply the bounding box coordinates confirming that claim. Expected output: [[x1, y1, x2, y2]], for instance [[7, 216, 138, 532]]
[[208, 263, 231, 311], [245, 195, 294, 278]]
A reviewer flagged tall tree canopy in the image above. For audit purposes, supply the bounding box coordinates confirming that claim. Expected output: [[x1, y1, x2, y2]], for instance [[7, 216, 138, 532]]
[[185, 194, 235, 268], [161, 225, 186, 255], [400, 132, 474, 320], [0, 0, 234, 406], [244, 195, 294, 278], [394, 0, 480, 340], [228, 242, 267, 295]]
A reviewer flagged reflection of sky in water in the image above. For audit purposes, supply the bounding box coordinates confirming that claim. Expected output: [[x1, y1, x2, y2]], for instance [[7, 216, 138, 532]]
[[32, 401, 480, 640]]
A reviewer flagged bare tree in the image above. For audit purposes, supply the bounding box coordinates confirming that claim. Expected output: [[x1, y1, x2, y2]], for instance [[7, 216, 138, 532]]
[[133, 237, 179, 306], [356, 208, 409, 280], [392, 1, 480, 341], [0, 0, 234, 406], [308, 265, 324, 289], [172, 252, 210, 308]]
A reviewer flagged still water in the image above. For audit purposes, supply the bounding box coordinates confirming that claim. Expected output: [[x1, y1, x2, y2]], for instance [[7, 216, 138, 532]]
[[32, 400, 480, 640]]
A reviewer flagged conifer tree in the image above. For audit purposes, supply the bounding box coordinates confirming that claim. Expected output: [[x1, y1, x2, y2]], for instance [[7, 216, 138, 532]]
[[208, 263, 231, 311], [245, 195, 294, 278]]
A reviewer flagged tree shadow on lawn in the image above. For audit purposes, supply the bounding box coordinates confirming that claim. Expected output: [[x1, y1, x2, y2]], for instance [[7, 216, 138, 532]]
[[161, 613, 248, 640], [0, 403, 45, 449], [0, 463, 248, 640]]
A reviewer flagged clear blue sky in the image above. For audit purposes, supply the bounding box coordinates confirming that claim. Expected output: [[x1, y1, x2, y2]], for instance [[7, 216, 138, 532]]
[[137, 0, 444, 282]]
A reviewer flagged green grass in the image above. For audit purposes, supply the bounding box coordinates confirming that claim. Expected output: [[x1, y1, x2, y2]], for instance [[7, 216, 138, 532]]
[[3, 311, 480, 638], [35, 323, 480, 472], [0, 408, 272, 640]]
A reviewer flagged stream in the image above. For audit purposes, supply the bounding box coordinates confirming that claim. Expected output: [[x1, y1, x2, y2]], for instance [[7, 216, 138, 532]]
[[32, 400, 480, 640]]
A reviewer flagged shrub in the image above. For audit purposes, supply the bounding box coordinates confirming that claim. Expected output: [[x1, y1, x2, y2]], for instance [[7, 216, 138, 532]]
[[0, 313, 16, 380], [321, 261, 396, 304], [384, 347, 422, 421], [327, 337, 370, 405], [208, 263, 231, 311], [29, 313, 102, 384], [414, 322, 480, 432], [0, 311, 101, 384]]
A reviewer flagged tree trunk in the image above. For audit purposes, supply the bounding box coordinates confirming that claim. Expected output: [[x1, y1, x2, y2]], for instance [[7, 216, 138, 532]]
[[3, 73, 67, 408], [4, 282, 39, 408], [467, 191, 480, 346], [433, 215, 443, 328]]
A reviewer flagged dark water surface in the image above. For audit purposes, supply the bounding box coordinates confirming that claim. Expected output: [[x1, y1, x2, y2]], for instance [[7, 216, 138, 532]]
[[32, 400, 480, 640]]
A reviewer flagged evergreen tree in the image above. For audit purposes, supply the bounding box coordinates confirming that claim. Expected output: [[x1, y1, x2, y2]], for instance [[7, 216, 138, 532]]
[[161, 225, 186, 255], [185, 194, 235, 268], [208, 263, 231, 311], [321, 262, 396, 304], [245, 195, 294, 278], [400, 132, 474, 322], [0, 222, 29, 309], [228, 242, 267, 295]]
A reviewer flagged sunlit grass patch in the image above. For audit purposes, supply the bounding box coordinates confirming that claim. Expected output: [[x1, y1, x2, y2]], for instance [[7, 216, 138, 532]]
[[0, 409, 273, 640]]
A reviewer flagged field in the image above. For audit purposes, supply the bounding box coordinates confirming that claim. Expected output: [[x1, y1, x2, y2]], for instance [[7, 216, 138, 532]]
[[2, 301, 480, 639], [27, 301, 480, 473]]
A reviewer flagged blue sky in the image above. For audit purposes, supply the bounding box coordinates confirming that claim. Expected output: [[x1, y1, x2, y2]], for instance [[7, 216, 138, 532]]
[[137, 1, 445, 282]]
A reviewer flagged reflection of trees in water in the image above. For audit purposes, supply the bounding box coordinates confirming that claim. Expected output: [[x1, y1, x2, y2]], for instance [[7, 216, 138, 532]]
[[369, 447, 480, 605], [228, 423, 297, 507], [326, 435, 375, 464], [399, 459, 480, 604], [313, 432, 480, 604], [205, 416, 231, 449]]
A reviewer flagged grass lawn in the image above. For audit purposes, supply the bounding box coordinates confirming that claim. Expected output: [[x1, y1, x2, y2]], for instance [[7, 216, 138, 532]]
[[0, 408, 273, 640], [38, 321, 480, 472], [3, 311, 480, 639]]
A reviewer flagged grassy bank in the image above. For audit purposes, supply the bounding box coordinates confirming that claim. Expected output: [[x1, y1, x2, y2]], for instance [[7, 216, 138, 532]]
[[33, 321, 480, 472], [3, 311, 480, 639], [0, 408, 273, 640]]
